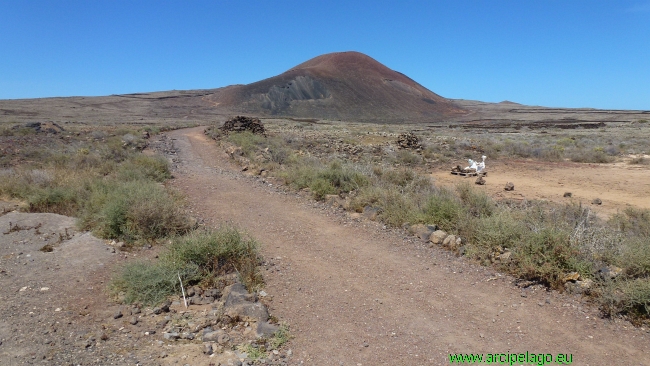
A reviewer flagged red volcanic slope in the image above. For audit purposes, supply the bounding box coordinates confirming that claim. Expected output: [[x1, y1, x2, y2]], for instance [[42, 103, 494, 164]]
[[208, 51, 467, 122]]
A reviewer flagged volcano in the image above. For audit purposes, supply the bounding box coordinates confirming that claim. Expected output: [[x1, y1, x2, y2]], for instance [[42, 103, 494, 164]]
[[207, 51, 467, 122], [0, 52, 468, 124]]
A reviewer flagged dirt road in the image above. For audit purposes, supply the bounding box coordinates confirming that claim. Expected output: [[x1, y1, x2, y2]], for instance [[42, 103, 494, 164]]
[[166, 127, 650, 365]]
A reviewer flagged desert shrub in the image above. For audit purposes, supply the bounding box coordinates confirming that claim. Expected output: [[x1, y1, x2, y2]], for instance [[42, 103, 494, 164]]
[[568, 148, 613, 163], [80, 180, 190, 242], [379, 189, 420, 227], [570, 224, 623, 265], [111, 227, 262, 305], [512, 227, 591, 288], [420, 189, 464, 233], [465, 210, 524, 260], [456, 182, 495, 218], [380, 168, 417, 187], [349, 186, 384, 213], [268, 324, 292, 350], [110, 260, 200, 306], [395, 150, 421, 166], [629, 156, 649, 165], [309, 178, 337, 200], [283, 160, 368, 200], [26, 186, 80, 216], [538, 145, 564, 161], [610, 207, 650, 237], [163, 228, 262, 289], [601, 278, 650, 320], [617, 237, 650, 278], [268, 145, 292, 165], [100, 138, 131, 163], [502, 140, 534, 158], [143, 126, 161, 134], [604, 145, 620, 156], [116, 154, 171, 182], [227, 131, 267, 158]]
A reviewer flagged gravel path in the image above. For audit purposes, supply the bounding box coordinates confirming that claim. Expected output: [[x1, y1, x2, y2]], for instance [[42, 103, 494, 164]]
[[166, 127, 650, 366]]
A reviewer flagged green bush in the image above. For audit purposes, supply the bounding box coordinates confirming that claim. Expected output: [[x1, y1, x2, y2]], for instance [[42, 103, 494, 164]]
[[379, 189, 419, 227], [111, 260, 200, 305], [284, 161, 368, 200], [163, 228, 260, 283], [610, 207, 650, 237], [27, 186, 80, 216], [80, 180, 190, 242], [309, 178, 336, 200], [456, 182, 495, 218], [116, 154, 171, 182], [227, 131, 267, 158], [395, 150, 421, 166], [111, 227, 262, 305], [601, 279, 650, 320], [568, 149, 613, 163], [420, 190, 464, 233], [381, 168, 417, 187], [513, 228, 591, 288], [619, 237, 650, 278], [465, 210, 524, 260]]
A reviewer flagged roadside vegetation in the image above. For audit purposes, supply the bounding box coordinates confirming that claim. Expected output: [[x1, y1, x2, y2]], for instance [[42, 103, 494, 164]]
[[111, 227, 262, 305], [209, 119, 650, 324], [0, 122, 262, 306], [0, 124, 191, 242]]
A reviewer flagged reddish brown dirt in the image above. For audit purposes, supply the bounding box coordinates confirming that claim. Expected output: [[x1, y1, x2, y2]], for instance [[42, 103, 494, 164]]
[[167, 127, 650, 365], [431, 159, 650, 218]]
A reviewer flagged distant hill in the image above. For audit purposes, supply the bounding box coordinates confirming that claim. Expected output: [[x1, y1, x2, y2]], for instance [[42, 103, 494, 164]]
[[206, 51, 468, 122], [2, 51, 647, 125]]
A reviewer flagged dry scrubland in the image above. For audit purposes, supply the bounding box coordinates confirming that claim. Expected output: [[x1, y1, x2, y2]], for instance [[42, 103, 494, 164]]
[[0, 121, 266, 305], [0, 120, 294, 364], [206, 117, 650, 324], [1, 116, 649, 363]]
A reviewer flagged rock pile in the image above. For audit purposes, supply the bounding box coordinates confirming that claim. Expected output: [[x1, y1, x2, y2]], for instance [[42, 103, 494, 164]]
[[396, 132, 422, 150], [110, 281, 290, 365], [220, 116, 266, 135], [428, 229, 463, 252]]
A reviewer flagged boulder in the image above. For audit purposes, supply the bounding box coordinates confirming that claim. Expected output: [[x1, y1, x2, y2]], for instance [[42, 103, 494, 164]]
[[202, 330, 226, 342], [442, 235, 457, 249], [224, 302, 269, 323], [409, 224, 437, 241], [223, 283, 256, 306], [256, 321, 280, 338], [429, 230, 448, 246], [223, 283, 268, 322], [562, 272, 581, 283], [597, 265, 623, 280], [362, 206, 380, 221]]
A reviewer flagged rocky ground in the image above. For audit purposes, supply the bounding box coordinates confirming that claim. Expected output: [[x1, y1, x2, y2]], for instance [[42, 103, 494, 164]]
[[0, 210, 292, 365]]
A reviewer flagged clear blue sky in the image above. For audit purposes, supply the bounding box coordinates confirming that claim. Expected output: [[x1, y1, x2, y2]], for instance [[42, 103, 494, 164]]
[[1, 1, 649, 109]]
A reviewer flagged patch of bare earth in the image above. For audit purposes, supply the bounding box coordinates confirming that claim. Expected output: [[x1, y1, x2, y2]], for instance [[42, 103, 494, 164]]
[[167, 127, 650, 365], [431, 159, 650, 217]]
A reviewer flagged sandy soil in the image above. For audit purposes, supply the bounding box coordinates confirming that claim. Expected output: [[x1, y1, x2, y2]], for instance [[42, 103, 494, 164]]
[[431, 159, 650, 218], [167, 127, 650, 365]]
